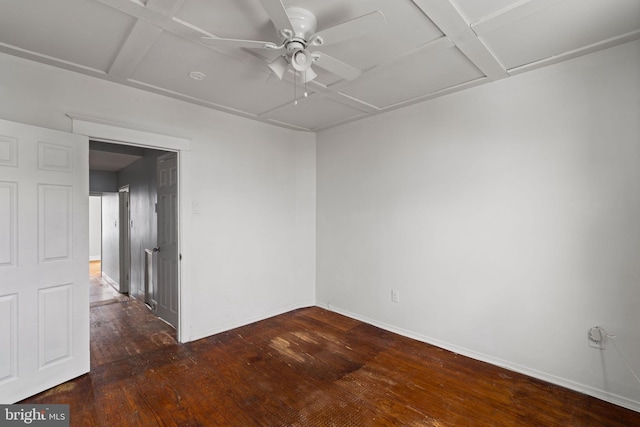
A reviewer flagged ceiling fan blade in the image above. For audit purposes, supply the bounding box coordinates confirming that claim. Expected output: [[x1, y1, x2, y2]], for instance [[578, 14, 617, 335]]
[[201, 37, 280, 50], [258, 0, 294, 32], [312, 52, 361, 81], [302, 67, 317, 83], [312, 11, 386, 46]]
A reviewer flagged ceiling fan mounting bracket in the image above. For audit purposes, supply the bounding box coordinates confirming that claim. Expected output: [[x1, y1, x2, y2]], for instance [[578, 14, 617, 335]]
[[283, 7, 318, 41], [285, 39, 306, 52]]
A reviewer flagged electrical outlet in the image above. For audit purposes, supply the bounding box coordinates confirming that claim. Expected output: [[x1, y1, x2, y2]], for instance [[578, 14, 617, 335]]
[[391, 289, 399, 303], [588, 326, 606, 349]]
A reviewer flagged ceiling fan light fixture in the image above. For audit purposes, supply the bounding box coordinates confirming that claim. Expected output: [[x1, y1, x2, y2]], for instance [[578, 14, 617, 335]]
[[268, 56, 289, 80], [291, 48, 312, 72]]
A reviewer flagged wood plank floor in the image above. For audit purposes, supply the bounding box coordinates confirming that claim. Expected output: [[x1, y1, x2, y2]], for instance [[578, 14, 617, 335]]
[[21, 299, 640, 426]]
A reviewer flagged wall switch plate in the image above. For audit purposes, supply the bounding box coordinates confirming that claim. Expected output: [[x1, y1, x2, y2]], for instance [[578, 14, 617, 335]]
[[391, 289, 399, 303]]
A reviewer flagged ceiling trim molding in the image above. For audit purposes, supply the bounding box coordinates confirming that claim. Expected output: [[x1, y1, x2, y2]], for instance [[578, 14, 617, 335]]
[[410, 0, 507, 81], [377, 76, 489, 111], [146, 0, 186, 16], [309, 112, 370, 132], [312, 76, 489, 132], [471, 0, 565, 36], [0, 42, 108, 77], [264, 118, 315, 132], [125, 79, 316, 131], [508, 29, 640, 76]]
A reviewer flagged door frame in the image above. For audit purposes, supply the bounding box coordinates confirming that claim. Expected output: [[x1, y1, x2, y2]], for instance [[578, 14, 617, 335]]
[[69, 114, 191, 343], [118, 185, 131, 295]]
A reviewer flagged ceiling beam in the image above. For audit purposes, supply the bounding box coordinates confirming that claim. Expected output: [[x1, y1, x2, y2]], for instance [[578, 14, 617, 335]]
[[471, 0, 566, 36], [108, 19, 163, 78], [410, 0, 508, 81], [95, 0, 270, 75], [145, 0, 185, 16]]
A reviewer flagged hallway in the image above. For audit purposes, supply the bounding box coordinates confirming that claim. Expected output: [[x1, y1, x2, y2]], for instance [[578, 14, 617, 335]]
[[89, 260, 130, 307]]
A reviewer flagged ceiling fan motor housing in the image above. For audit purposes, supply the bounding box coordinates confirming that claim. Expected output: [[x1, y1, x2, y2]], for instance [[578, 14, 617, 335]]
[[283, 8, 318, 41], [281, 9, 318, 73]]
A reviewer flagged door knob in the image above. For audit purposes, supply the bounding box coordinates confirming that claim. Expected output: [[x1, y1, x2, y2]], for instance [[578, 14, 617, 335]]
[[152, 247, 160, 252]]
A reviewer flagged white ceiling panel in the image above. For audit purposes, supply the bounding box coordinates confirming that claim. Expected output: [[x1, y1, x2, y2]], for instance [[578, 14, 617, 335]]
[[262, 95, 365, 130], [479, 0, 640, 70], [449, 0, 521, 24], [341, 45, 484, 108], [0, 0, 636, 130], [175, 0, 275, 43], [314, 0, 443, 71], [0, 0, 136, 72], [131, 31, 297, 115]]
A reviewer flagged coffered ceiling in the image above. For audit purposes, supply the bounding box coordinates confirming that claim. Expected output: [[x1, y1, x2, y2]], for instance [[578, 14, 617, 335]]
[[0, 0, 638, 131]]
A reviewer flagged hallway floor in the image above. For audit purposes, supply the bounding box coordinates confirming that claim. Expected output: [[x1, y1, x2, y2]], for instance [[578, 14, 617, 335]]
[[89, 260, 130, 307]]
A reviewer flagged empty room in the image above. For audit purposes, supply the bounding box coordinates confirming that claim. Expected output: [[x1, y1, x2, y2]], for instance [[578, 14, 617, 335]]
[[0, 0, 639, 425]]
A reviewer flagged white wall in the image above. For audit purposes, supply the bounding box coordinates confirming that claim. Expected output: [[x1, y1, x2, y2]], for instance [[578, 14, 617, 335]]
[[0, 52, 316, 342], [316, 40, 640, 410], [101, 192, 119, 284], [89, 195, 102, 261]]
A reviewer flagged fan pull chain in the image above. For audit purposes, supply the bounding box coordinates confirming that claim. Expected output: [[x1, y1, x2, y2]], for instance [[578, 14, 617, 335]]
[[293, 70, 297, 105], [304, 70, 308, 98]]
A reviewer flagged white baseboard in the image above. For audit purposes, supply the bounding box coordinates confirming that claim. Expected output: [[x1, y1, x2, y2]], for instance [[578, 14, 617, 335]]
[[315, 301, 640, 414], [100, 272, 119, 289], [189, 300, 316, 343], [89, 256, 101, 262]]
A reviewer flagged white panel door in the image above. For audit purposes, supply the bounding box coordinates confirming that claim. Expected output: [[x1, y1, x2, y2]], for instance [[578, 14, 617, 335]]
[[0, 119, 89, 403], [156, 152, 178, 328]]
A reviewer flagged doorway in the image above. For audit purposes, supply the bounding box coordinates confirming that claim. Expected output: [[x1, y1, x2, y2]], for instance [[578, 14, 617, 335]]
[[88, 142, 179, 330], [72, 114, 190, 342], [88, 194, 123, 305]]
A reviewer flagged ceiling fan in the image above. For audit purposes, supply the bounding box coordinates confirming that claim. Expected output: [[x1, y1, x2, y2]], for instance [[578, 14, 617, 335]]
[[199, 0, 386, 84]]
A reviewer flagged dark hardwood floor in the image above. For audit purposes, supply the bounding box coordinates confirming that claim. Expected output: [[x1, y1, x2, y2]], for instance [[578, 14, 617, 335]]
[[21, 299, 640, 426]]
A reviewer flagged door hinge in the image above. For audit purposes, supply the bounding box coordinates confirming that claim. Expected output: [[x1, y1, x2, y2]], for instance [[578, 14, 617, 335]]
[[179, 254, 182, 261]]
